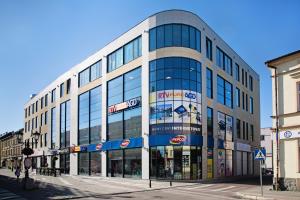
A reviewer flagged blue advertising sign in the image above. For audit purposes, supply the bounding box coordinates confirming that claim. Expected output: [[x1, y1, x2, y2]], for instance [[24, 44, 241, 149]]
[[149, 134, 203, 146], [254, 149, 266, 160]]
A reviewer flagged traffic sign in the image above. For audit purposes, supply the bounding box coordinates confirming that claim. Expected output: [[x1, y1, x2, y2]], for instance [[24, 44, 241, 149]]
[[254, 149, 266, 160]]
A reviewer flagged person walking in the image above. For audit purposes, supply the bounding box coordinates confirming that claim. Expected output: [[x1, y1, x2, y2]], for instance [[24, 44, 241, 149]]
[[15, 166, 21, 182]]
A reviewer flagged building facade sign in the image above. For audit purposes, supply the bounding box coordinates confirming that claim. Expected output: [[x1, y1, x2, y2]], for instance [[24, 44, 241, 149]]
[[108, 97, 141, 114], [236, 142, 251, 152], [279, 130, 300, 140]]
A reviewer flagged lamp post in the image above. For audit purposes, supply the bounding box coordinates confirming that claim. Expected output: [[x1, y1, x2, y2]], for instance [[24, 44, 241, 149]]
[[16, 128, 40, 189]]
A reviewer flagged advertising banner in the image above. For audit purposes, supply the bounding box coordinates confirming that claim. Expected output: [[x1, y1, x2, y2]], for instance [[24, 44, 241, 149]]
[[207, 148, 213, 179], [218, 112, 225, 140], [225, 115, 233, 141], [279, 130, 300, 140], [149, 134, 203, 146], [225, 150, 233, 176], [217, 149, 225, 177]]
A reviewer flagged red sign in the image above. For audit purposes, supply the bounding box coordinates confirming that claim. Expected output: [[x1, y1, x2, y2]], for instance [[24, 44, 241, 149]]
[[169, 135, 186, 145], [96, 143, 103, 151], [120, 139, 130, 148]]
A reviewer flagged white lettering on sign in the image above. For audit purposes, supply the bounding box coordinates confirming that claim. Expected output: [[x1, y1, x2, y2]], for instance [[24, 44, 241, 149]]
[[108, 97, 141, 114], [279, 130, 300, 140]]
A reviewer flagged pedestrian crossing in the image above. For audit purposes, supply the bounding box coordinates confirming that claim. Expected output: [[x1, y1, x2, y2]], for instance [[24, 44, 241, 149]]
[[0, 188, 26, 200]]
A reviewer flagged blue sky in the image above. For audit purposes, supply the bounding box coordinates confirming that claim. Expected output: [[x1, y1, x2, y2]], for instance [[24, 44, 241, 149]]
[[0, 0, 299, 133]]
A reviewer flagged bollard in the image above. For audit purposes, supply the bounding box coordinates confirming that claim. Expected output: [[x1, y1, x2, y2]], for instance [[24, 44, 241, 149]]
[[170, 181, 172, 187], [149, 179, 152, 188]]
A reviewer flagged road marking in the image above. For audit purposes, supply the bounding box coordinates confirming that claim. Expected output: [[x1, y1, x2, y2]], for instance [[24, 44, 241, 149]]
[[185, 184, 213, 190], [211, 185, 236, 191], [59, 177, 72, 186]]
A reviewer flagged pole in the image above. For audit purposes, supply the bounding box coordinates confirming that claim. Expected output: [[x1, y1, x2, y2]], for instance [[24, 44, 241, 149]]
[[260, 160, 263, 197]]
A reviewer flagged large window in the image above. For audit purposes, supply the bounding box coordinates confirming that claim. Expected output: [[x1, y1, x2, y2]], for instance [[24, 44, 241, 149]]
[[51, 107, 56, 149], [79, 60, 102, 87], [250, 97, 254, 114], [108, 36, 142, 72], [206, 68, 213, 99], [60, 100, 70, 148], [150, 146, 201, 180], [107, 67, 141, 140], [78, 86, 102, 145], [149, 24, 201, 52], [78, 152, 101, 176], [149, 57, 202, 135], [207, 107, 213, 136], [216, 47, 232, 76], [217, 75, 232, 108], [206, 37, 212, 61], [60, 82, 64, 97], [249, 75, 253, 91]]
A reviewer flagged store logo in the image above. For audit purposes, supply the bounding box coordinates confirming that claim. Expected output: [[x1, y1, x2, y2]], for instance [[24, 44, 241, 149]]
[[96, 143, 103, 151], [80, 146, 87, 152], [284, 131, 292, 138], [120, 139, 130, 148], [184, 92, 196, 99], [108, 97, 140, 114], [169, 135, 186, 145], [74, 146, 80, 152]]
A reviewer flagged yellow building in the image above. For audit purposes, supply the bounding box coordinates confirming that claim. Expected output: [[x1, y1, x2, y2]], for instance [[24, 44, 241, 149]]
[[266, 50, 300, 191]]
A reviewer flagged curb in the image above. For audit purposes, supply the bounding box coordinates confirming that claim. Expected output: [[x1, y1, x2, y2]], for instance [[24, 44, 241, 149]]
[[235, 192, 274, 200]]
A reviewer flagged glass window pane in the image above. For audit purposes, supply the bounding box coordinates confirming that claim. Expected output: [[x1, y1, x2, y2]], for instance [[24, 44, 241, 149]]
[[149, 28, 156, 51], [157, 26, 164, 49], [172, 24, 181, 46], [181, 25, 189, 47], [189, 26, 196, 49], [164, 24, 172, 47]]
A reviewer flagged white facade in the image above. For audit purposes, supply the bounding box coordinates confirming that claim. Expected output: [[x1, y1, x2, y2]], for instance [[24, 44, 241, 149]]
[[23, 10, 260, 180]]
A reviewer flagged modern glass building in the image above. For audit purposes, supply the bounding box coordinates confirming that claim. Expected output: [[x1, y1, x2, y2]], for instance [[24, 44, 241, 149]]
[[23, 10, 260, 180]]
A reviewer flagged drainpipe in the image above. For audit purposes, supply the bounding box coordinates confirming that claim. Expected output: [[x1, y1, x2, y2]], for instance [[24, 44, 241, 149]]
[[269, 65, 279, 191]]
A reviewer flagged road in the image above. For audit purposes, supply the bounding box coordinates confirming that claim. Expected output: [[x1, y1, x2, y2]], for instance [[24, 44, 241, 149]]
[[0, 169, 298, 200]]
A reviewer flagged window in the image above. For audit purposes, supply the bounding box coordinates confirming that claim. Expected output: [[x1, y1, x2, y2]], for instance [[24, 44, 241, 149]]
[[79, 68, 90, 87], [44, 133, 47, 147], [245, 71, 248, 88], [25, 108, 27, 118], [246, 94, 248, 111], [45, 111, 48, 125], [260, 135, 265, 141], [206, 37, 212, 61], [236, 119, 241, 139], [41, 97, 44, 109], [235, 63, 240, 81], [78, 86, 102, 145], [40, 113, 43, 126], [107, 68, 141, 140], [217, 75, 232, 108], [249, 75, 253, 91], [79, 60, 102, 87], [51, 89, 56, 103], [60, 83, 64, 97], [235, 87, 240, 107], [250, 97, 254, 114], [124, 37, 142, 64], [32, 119, 34, 131], [207, 107, 213, 136], [32, 104, 34, 114], [242, 69, 244, 85], [250, 124, 254, 142], [60, 101, 70, 148], [35, 101, 38, 112], [216, 47, 232, 76], [90, 61, 102, 81], [149, 24, 201, 52], [246, 122, 249, 140], [40, 134, 43, 148], [51, 107, 56, 149], [206, 68, 213, 98], [108, 36, 141, 72], [45, 94, 48, 106], [242, 121, 245, 139], [242, 92, 245, 110], [66, 79, 71, 94]]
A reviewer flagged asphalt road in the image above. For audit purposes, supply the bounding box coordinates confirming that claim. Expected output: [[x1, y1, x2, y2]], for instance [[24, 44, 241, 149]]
[[0, 169, 282, 200]]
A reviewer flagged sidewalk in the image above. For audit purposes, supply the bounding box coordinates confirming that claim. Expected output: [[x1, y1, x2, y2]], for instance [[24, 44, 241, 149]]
[[236, 186, 300, 200]]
